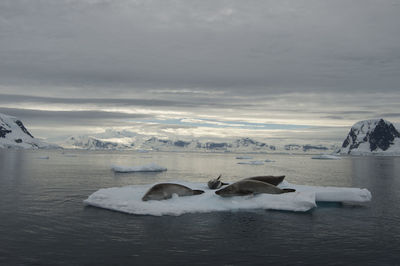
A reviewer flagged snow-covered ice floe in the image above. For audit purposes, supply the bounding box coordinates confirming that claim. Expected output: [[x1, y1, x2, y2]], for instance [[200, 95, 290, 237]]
[[84, 182, 316, 216], [84, 181, 371, 216], [311, 154, 341, 160], [237, 160, 264, 165], [236, 156, 253, 159], [111, 163, 167, 173], [278, 181, 371, 203]]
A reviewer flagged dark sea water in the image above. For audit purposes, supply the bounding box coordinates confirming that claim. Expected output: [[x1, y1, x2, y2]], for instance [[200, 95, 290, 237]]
[[0, 149, 399, 265]]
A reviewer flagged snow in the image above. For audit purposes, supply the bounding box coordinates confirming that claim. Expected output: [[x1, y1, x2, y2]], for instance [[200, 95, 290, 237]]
[[111, 163, 167, 173], [84, 181, 371, 216], [236, 156, 253, 159], [237, 160, 264, 165], [311, 154, 341, 160]]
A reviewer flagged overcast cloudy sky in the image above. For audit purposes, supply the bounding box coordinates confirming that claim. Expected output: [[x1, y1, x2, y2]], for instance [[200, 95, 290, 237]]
[[1, 0, 399, 144]]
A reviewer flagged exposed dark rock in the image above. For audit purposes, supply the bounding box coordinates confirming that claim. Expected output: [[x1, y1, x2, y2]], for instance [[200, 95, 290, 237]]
[[0, 126, 12, 138], [15, 120, 34, 138]]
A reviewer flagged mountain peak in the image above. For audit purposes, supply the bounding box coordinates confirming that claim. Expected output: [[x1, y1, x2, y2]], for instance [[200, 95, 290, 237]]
[[340, 119, 400, 154]]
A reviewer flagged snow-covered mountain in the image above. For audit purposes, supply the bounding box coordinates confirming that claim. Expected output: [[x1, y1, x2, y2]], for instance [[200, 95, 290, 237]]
[[0, 113, 57, 149], [339, 119, 400, 155], [65, 135, 133, 150], [64, 130, 335, 154]]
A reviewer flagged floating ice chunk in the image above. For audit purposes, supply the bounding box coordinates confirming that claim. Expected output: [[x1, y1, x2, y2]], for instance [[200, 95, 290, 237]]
[[84, 181, 317, 216], [36, 156, 49, 159], [311, 154, 341, 160], [237, 161, 264, 165], [278, 181, 371, 203], [236, 156, 253, 159], [111, 163, 167, 173], [264, 159, 275, 162]]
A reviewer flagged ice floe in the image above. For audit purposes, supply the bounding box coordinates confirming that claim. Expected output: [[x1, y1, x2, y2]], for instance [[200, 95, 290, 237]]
[[84, 181, 371, 216], [236, 156, 253, 159], [278, 181, 371, 203], [111, 163, 167, 173], [237, 161, 264, 165], [311, 154, 341, 160]]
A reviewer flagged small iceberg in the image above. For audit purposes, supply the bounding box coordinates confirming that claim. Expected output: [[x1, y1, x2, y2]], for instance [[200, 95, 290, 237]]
[[278, 181, 371, 203], [112, 163, 167, 173], [236, 156, 253, 160], [237, 161, 264, 165], [311, 154, 341, 160], [84, 181, 371, 216]]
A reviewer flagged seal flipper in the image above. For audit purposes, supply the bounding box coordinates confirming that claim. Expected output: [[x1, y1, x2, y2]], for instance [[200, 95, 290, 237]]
[[282, 188, 296, 193], [192, 189, 205, 195], [221, 182, 229, 186]]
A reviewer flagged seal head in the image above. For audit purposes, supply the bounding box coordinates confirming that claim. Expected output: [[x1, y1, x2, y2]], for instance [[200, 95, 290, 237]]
[[207, 174, 229, 189]]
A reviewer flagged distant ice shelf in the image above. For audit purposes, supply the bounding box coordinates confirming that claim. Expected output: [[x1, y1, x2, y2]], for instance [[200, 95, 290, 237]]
[[84, 181, 371, 216], [111, 163, 167, 173]]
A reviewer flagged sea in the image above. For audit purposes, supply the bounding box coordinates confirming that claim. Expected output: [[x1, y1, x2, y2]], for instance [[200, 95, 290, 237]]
[[0, 149, 399, 265]]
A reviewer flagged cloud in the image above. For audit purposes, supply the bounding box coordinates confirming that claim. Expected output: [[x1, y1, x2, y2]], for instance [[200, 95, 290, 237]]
[[0, 0, 399, 142], [1, 0, 400, 95]]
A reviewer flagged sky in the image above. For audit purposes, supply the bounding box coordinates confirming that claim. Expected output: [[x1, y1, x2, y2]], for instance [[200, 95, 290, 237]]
[[0, 0, 399, 144]]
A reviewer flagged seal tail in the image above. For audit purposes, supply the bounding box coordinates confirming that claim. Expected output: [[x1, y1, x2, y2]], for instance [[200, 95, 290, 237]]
[[193, 190, 205, 195], [282, 188, 296, 193]]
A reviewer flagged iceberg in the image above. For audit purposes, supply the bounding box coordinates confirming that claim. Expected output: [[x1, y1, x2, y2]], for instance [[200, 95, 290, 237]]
[[84, 181, 316, 216], [111, 163, 167, 173], [237, 161, 264, 165], [83, 181, 371, 216], [311, 154, 341, 160]]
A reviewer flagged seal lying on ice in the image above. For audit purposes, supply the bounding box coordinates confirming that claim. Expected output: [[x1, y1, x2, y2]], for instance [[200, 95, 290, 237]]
[[215, 180, 295, 197], [242, 175, 285, 186], [207, 175, 229, 189], [142, 183, 204, 201]]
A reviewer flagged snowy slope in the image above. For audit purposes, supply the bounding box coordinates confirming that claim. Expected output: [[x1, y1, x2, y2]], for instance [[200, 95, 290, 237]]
[[0, 112, 56, 149], [339, 119, 400, 155]]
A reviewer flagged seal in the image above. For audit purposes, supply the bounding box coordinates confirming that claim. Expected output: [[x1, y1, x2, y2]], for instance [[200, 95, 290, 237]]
[[242, 175, 285, 186], [142, 183, 204, 201], [207, 174, 229, 189], [215, 180, 295, 197]]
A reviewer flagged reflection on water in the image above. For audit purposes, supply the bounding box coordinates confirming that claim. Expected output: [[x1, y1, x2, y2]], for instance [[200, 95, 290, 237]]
[[0, 149, 399, 265]]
